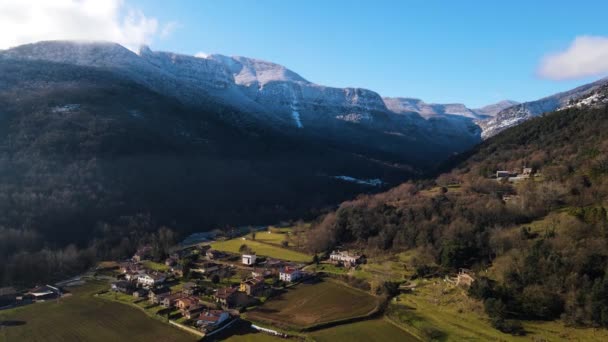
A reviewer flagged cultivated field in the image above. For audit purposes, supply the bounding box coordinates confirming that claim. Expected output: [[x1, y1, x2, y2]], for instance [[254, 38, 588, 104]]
[[0, 281, 194, 342], [246, 279, 380, 330], [211, 237, 312, 262], [309, 318, 418, 342]]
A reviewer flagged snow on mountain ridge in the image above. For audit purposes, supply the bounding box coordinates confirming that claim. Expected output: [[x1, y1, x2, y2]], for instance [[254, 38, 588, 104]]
[[0, 40, 484, 141], [478, 77, 608, 139], [383, 97, 510, 120]]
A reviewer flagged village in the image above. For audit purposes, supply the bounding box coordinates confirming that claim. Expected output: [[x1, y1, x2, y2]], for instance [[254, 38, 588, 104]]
[[0, 226, 390, 340]]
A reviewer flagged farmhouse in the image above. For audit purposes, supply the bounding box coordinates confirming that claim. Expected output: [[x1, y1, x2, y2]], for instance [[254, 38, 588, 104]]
[[119, 261, 142, 274], [148, 287, 171, 304], [176, 296, 200, 310], [240, 276, 265, 296], [28, 285, 62, 301], [137, 272, 167, 287], [162, 293, 185, 308], [242, 254, 257, 266], [124, 271, 141, 282], [197, 310, 230, 332], [183, 305, 205, 319], [279, 266, 302, 282], [214, 287, 238, 306], [329, 250, 365, 265]]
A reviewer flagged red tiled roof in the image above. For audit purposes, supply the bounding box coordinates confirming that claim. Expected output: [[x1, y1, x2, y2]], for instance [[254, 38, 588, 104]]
[[198, 310, 226, 322], [215, 287, 237, 299], [281, 266, 299, 274]]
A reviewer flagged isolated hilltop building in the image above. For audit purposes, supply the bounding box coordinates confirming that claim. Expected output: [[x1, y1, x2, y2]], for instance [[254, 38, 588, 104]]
[[329, 250, 365, 266], [242, 253, 257, 265]]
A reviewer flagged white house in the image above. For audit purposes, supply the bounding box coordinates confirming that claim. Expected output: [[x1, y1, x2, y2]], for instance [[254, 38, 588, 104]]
[[137, 273, 166, 287], [329, 250, 364, 265], [279, 266, 302, 282], [242, 254, 257, 266]]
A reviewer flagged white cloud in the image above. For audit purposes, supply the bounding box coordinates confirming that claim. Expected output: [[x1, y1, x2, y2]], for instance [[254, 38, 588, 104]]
[[160, 21, 181, 40], [0, 0, 173, 52], [195, 52, 209, 58], [539, 36, 608, 80]]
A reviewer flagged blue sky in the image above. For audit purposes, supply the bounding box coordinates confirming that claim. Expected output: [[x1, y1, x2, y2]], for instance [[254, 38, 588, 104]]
[[9, 0, 607, 108]]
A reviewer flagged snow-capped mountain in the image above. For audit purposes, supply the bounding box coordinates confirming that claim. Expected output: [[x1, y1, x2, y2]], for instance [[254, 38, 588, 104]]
[[383, 97, 480, 119], [383, 97, 519, 121], [559, 82, 608, 111], [0, 41, 491, 149], [473, 100, 519, 117], [478, 77, 608, 139]]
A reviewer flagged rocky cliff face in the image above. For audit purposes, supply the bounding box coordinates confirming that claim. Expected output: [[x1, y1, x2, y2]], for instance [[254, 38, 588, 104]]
[[0, 40, 484, 156], [478, 78, 608, 139]]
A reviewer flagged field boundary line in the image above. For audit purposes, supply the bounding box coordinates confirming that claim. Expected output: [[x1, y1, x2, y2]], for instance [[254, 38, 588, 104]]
[[168, 320, 205, 337]]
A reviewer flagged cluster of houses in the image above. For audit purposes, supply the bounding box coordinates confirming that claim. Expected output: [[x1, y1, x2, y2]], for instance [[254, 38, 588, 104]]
[[117, 261, 168, 291], [241, 253, 307, 283], [108, 243, 311, 334]]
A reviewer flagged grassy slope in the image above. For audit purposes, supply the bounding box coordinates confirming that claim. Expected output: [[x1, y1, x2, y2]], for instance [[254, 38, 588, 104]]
[[254, 232, 288, 246], [245, 279, 380, 330], [211, 238, 312, 263], [309, 318, 418, 342], [389, 280, 608, 341], [0, 281, 194, 342]]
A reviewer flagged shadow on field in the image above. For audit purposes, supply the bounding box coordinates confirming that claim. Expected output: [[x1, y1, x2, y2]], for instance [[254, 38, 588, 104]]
[[202, 319, 264, 342], [0, 320, 26, 327]]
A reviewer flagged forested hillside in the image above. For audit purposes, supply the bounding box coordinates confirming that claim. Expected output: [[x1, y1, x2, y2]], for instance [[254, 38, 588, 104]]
[[306, 104, 608, 331], [0, 59, 411, 286]]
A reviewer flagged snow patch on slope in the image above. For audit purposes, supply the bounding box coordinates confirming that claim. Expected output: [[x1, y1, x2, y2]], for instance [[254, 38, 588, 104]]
[[332, 176, 384, 186]]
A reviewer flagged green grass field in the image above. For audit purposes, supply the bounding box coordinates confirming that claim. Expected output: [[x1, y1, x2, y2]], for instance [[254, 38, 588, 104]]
[[0, 281, 194, 342], [254, 232, 289, 246], [309, 318, 418, 342], [211, 237, 312, 262], [246, 279, 380, 330], [142, 260, 170, 272], [388, 279, 608, 341]]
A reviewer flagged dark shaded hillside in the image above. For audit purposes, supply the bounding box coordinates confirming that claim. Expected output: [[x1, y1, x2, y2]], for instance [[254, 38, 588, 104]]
[[0, 59, 420, 285], [306, 104, 608, 331], [0, 59, 419, 241]]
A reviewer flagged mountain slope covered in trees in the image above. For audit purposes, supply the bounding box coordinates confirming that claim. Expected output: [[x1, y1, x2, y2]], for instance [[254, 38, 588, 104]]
[[0, 59, 414, 286], [306, 100, 608, 331]]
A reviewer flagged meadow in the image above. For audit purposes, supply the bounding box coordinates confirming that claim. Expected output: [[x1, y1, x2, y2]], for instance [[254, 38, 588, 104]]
[[210, 236, 312, 263], [245, 279, 380, 330], [387, 279, 608, 341], [0, 281, 194, 342]]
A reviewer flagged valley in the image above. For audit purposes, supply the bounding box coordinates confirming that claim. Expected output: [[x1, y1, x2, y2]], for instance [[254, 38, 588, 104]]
[[1, 34, 608, 342]]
